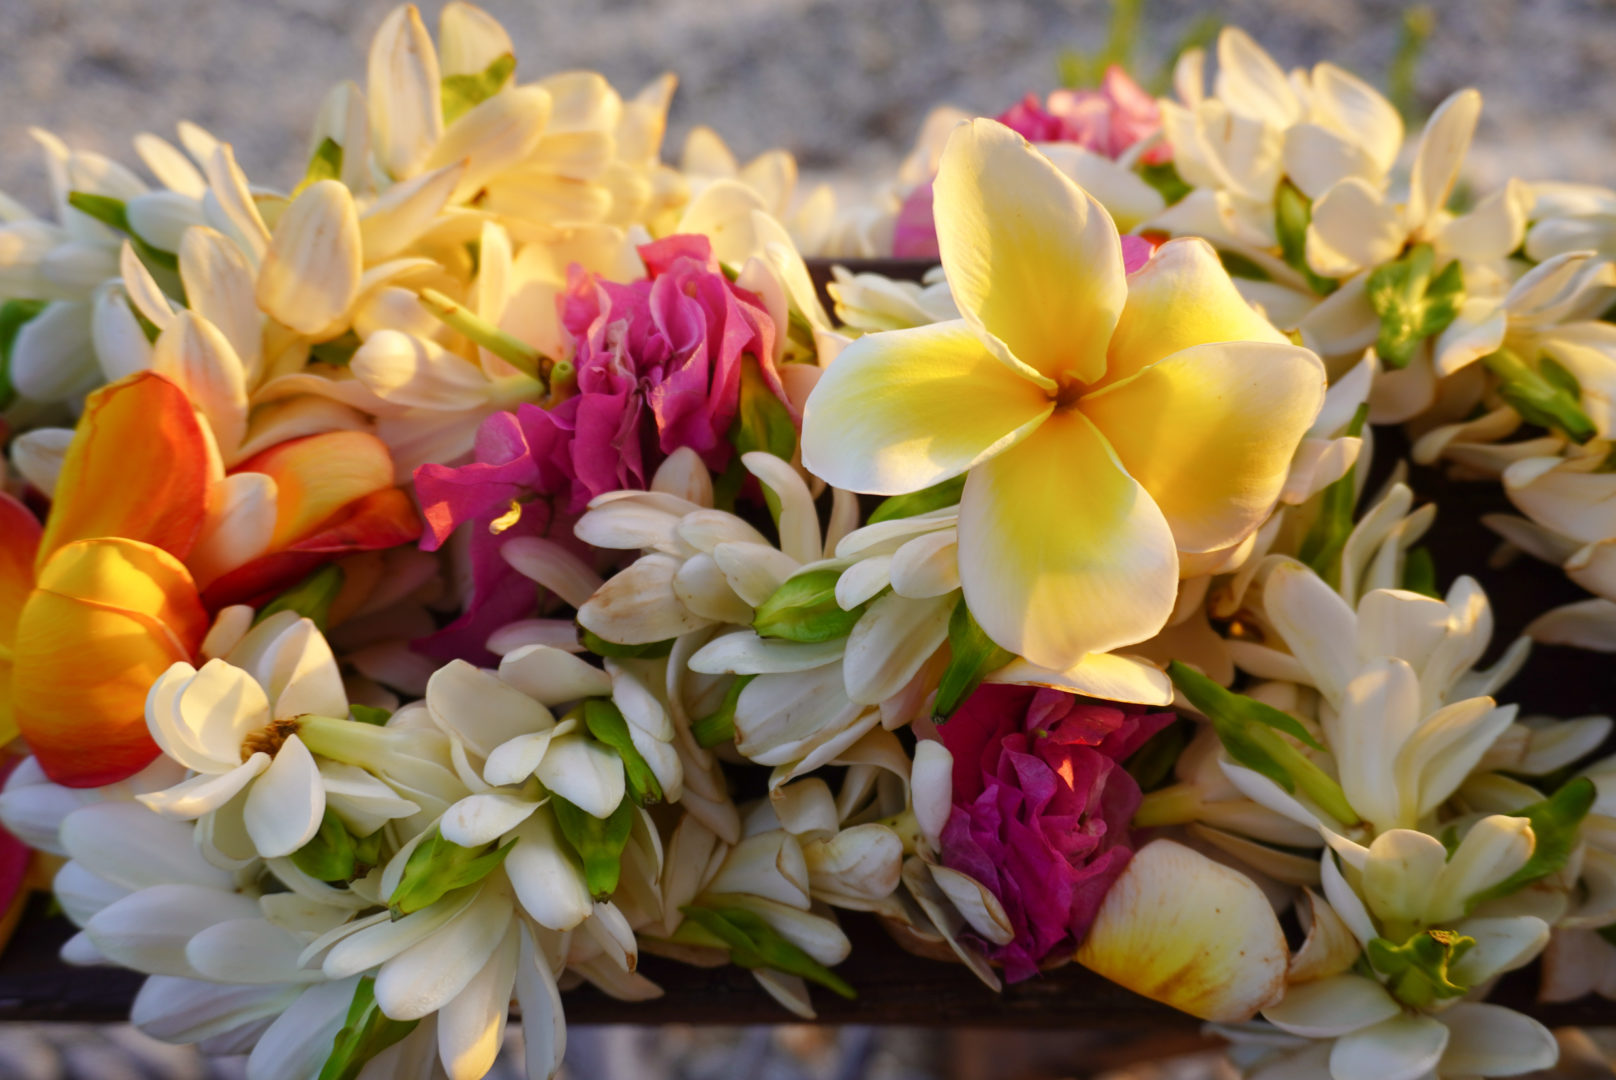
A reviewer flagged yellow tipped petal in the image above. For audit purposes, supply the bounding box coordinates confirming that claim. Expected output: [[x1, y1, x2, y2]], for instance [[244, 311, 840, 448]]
[[1075, 839, 1288, 1021], [800, 320, 1051, 496], [957, 409, 1177, 671], [255, 180, 363, 336], [1082, 340, 1325, 553], [367, 4, 444, 180], [1104, 238, 1289, 386], [934, 118, 1124, 386]]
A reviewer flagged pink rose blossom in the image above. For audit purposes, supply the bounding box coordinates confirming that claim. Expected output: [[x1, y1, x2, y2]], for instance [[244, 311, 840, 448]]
[[411, 234, 788, 662], [937, 684, 1173, 982], [893, 67, 1166, 258]]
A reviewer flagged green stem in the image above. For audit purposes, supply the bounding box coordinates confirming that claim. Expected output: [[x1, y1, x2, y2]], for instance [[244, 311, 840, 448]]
[[297, 714, 411, 767], [419, 287, 547, 384]]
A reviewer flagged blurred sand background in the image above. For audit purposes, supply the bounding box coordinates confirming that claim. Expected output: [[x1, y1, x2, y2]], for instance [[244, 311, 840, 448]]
[[1, 0, 1614, 210]]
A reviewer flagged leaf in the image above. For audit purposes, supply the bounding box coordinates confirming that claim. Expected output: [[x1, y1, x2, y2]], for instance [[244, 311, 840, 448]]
[[933, 594, 1015, 721], [317, 977, 419, 1080], [1402, 545, 1439, 598], [867, 475, 966, 525], [296, 137, 343, 196], [1274, 181, 1338, 296], [716, 356, 798, 517], [1482, 348, 1598, 444], [551, 794, 634, 900], [66, 190, 180, 273], [441, 52, 517, 125], [254, 565, 345, 632], [1168, 660, 1360, 826], [1139, 161, 1192, 205], [1367, 928, 1474, 1008], [1297, 402, 1369, 585], [387, 828, 517, 917], [691, 674, 754, 748], [679, 903, 856, 1000], [1365, 243, 1464, 369], [583, 697, 663, 806], [349, 704, 392, 726], [291, 808, 360, 883], [309, 330, 363, 368], [1125, 719, 1187, 792], [1468, 776, 1596, 908], [0, 299, 48, 410], [1217, 250, 1272, 282], [753, 568, 866, 643], [579, 627, 674, 659]]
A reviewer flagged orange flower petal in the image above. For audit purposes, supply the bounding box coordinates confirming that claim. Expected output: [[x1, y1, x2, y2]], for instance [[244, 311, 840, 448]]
[[235, 431, 397, 551], [36, 372, 212, 569], [202, 487, 422, 610], [13, 538, 207, 787], [0, 493, 41, 647]]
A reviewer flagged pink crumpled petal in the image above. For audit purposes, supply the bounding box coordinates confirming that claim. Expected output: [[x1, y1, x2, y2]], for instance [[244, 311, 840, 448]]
[[938, 685, 1173, 982]]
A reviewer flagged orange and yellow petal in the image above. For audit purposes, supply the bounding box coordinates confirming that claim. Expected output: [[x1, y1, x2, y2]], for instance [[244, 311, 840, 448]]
[[236, 430, 397, 551], [13, 538, 207, 787], [956, 409, 1178, 672], [1102, 238, 1290, 387], [934, 118, 1125, 387], [202, 486, 422, 610], [0, 493, 41, 646], [1081, 340, 1326, 554], [36, 372, 212, 569]]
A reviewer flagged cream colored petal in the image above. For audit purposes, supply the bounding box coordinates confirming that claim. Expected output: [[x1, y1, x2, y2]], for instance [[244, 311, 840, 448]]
[[1035, 143, 1164, 231], [842, 592, 953, 706], [366, 4, 443, 180], [1075, 839, 1287, 1021], [426, 659, 554, 758], [180, 227, 262, 383], [358, 161, 465, 262], [437, 923, 518, 1080], [535, 733, 625, 819], [1406, 88, 1482, 234], [243, 734, 325, 858], [1282, 124, 1380, 202], [959, 410, 1177, 670], [425, 86, 552, 203], [1306, 178, 1404, 279], [255, 180, 362, 336], [1083, 341, 1323, 553], [934, 118, 1124, 385], [508, 809, 592, 931], [151, 310, 249, 458], [1436, 1002, 1557, 1078], [800, 319, 1051, 496], [1438, 177, 1533, 263], [1213, 28, 1302, 127], [496, 644, 612, 706], [1308, 62, 1404, 174], [1330, 1015, 1449, 1080], [440, 792, 540, 848], [1261, 973, 1399, 1038], [1361, 828, 1446, 927]]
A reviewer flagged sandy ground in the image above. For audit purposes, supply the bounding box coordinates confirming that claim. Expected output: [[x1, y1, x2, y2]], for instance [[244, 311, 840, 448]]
[[1, 0, 1613, 210]]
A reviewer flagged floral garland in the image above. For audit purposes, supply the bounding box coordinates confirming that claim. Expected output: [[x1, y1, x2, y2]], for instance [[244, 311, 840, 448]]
[[0, 7, 1612, 1080]]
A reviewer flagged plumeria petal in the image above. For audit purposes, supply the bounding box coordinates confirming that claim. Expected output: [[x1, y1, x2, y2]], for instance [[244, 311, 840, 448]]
[[958, 410, 1177, 670], [801, 320, 1051, 496], [935, 118, 1124, 386], [1083, 341, 1324, 553]]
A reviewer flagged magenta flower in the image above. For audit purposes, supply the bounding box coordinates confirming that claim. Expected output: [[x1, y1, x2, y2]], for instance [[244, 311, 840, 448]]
[[937, 684, 1173, 982], [412, 234, 787, 662], [894, 67, 1166, 258]]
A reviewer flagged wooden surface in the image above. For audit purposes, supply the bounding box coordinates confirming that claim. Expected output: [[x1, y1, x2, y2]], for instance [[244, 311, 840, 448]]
[[0, 260, 1608, 1029]]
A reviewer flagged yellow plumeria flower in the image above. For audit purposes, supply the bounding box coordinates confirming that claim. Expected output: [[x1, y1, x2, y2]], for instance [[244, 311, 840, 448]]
[[801, 118, 1327, 671]]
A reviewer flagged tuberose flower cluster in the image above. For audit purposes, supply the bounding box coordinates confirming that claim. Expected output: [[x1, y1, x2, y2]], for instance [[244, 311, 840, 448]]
[[0, 9, 1611, 1080]]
